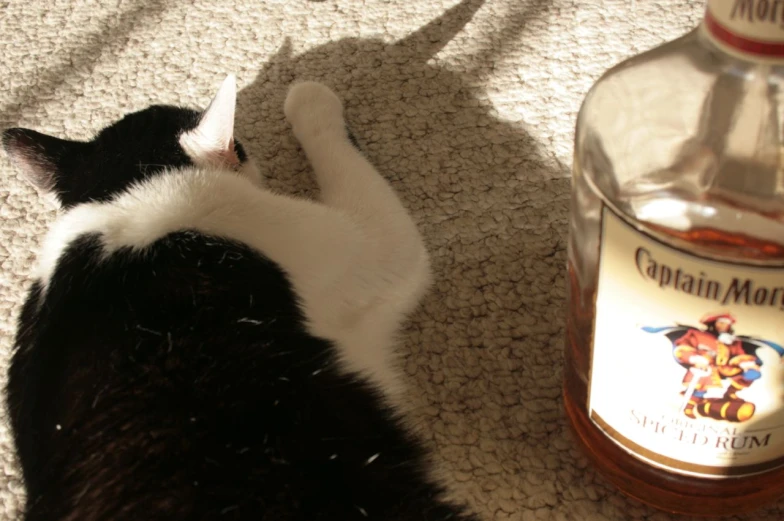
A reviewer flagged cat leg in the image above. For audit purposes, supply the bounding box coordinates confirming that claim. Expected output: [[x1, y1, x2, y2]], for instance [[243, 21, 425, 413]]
[[283, 82, 432, 395], [283, 81, 430, 297]]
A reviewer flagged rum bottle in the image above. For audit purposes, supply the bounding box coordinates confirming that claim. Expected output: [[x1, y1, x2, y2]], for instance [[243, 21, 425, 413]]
[[565, 0, 784, 515]]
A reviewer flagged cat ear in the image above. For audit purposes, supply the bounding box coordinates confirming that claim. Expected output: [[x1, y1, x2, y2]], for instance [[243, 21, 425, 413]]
[[2, 128, 87, 195], [179, 74, 239, 168]]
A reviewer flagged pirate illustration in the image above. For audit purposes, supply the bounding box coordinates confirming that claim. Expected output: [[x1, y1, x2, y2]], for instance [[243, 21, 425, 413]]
[[643, 312, 784, 423]]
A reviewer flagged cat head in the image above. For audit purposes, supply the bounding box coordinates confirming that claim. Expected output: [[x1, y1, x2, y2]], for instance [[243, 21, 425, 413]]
[[2, 75, 258, 209]]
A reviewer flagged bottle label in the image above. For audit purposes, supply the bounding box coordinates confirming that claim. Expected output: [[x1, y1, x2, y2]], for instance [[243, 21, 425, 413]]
[[703, 0, 784, 61], [588, 206, 784, 478]]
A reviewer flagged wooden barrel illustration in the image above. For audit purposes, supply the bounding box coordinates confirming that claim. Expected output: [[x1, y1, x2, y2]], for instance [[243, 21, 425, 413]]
[[696, 398, 755, 423]]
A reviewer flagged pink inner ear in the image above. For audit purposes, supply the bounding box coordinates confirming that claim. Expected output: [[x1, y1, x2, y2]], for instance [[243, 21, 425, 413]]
[[225, 138, 239, 167], [4, 135, 56, 192], [212, 144, 240, 169], [220, 138, 238, 168], [16, 153, 56, 191], [179, 130, 241, 170]]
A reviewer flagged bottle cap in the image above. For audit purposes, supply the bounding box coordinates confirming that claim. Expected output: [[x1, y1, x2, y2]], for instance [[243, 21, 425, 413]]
[[704, 0, 784, 61]]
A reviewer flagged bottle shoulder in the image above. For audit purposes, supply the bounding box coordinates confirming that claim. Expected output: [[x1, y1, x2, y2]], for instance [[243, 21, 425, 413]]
[[573, 26, 784, 257]]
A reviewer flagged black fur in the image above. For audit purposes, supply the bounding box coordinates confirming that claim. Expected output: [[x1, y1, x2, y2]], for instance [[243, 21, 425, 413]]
[[4, 105, 475, 520], [233, 138, 248, 163], [2, 105, 200, 208]]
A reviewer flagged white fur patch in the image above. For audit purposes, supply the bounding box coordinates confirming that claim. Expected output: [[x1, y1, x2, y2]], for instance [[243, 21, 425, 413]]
[[37, 168, 360, 285]]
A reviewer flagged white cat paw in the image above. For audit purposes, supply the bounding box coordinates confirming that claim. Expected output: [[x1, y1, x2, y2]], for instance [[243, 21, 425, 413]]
[[284, 81, 345, 138]]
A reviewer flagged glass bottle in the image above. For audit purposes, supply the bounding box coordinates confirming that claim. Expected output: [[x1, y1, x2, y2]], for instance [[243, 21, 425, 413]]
[[564, 0, 784, 516]]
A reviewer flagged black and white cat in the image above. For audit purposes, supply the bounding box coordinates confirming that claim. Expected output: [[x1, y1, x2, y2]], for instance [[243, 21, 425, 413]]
[[2, 77, 475, 521]]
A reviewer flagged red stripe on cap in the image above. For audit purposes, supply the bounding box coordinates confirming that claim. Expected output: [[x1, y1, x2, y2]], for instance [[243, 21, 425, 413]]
[[705, 10, 784, 57]]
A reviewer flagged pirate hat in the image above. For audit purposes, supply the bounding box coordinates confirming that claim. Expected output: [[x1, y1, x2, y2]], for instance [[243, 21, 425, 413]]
[[700, 312, 736, 325]]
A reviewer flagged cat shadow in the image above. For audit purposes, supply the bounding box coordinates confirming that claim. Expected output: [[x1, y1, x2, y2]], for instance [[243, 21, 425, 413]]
[[235, 0, 576, 513]]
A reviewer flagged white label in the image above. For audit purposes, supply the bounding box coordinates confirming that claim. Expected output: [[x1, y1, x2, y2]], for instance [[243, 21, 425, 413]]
[[703, 0, 784, 62], [589, 207, 784, 478]]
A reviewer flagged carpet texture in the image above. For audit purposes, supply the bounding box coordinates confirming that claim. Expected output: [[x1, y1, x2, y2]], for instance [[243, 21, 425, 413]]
[[0, 1, 781, 520]]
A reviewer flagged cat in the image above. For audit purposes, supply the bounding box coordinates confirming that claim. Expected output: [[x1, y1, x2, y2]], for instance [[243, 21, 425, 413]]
[[1, 76, 476, 521]]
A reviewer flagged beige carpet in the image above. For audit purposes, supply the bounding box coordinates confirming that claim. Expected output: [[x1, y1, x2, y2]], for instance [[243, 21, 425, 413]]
[[0, 0, 781, 519]]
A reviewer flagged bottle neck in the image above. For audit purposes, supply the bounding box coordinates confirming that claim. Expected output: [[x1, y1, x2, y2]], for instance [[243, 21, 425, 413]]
[[702, 0, 784, 63]]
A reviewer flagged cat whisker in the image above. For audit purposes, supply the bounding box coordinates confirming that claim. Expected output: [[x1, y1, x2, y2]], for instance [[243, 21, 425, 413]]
[[135, 325, 162, 336], [91, 385, 110, 409], [219, 505, 239, 515], [365, 452, 381, 465], [237, 318, 264, 325], [137, 162, 172, 175]]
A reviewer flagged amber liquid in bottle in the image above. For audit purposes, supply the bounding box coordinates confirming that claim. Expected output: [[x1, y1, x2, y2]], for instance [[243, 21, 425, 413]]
[[564, 229, 784, 516], [563, 1, 784, 515]]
